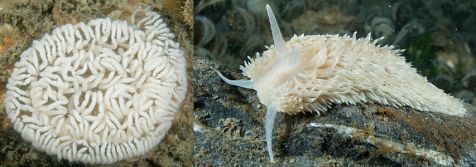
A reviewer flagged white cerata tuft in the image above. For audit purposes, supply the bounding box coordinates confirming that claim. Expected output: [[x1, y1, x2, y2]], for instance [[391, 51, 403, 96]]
[[4, 8, 187, 164], [217, 4, 466, 163]]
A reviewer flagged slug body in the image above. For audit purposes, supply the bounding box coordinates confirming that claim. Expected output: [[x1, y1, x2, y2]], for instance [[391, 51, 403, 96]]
[[216, 4, 466, 162]]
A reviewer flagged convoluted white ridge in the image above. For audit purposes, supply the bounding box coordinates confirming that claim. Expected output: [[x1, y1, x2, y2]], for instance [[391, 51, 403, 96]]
[[4, 8, 187, 164]]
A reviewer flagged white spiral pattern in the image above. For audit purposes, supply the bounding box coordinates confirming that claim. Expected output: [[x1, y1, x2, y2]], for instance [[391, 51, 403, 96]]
[[4, 9, 187, 164]]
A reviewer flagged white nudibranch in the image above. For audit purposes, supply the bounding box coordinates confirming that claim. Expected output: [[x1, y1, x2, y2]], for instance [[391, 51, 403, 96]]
[[4, 8, 187, 164], [216, 4, 466, 162]]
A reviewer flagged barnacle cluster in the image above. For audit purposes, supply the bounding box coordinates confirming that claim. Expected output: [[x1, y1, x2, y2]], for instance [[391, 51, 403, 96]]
[[195, 0, 274, 69], [387, 0, 476, 103], [194, 0, 371, 71]]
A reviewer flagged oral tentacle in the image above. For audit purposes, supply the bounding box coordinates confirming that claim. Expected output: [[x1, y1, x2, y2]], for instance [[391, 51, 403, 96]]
[[265, 106, 278, 163], [215, 69, 254, 89]]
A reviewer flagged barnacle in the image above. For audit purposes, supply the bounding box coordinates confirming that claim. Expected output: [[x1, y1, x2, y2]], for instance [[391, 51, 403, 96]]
[[223, 7, 257, 40], [239, 35, 266, 57], [4, 8, 187, 164], [231, 7, 256, 36], [195, 16, 216, 47], [195, 0, 226, 14], [392, 20, 424, 46], [209, 33, 228, 58], [365, 16, 395, 40]]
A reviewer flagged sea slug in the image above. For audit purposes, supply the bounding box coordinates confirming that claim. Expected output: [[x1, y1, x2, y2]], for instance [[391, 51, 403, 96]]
[[216, 4, 466, 162]]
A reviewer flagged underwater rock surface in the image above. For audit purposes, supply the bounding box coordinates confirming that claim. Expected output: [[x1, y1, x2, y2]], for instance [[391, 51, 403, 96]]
[[193, 57, 476, 166]]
